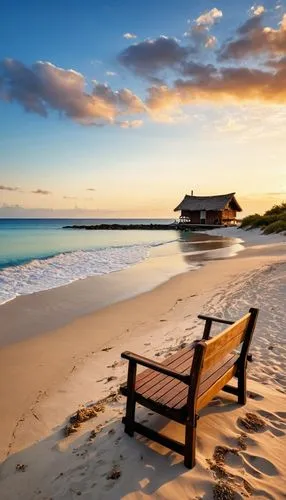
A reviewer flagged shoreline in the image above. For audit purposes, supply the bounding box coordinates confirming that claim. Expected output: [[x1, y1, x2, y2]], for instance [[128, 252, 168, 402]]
[[0, 229, 285, 499], [0, 232, 245, 347], [0, 248, 285, 459], [0, 244, 191, 347], [0, 251, 285, 498]]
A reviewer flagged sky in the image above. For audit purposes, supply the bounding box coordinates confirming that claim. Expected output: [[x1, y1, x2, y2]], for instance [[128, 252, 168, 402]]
[[0, 0, 285, 218]]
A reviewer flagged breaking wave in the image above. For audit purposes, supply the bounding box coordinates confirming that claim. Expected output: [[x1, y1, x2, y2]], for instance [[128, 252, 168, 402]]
[[0, 242, 163, 305]]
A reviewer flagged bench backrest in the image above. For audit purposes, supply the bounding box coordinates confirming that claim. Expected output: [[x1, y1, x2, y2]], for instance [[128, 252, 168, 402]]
[[188, 308, 259, 411], [202, 312, 251, 371]]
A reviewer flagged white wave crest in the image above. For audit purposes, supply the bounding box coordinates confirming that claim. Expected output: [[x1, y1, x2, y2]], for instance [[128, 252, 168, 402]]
[[0, 244, 152, 305]]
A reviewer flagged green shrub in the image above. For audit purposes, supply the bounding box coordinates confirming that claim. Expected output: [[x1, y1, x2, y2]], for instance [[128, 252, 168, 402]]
[[240, 214, 262, 228], [263, 220, 286, 234], [241, 202, 286, 234], [265, 202, 286, 216]]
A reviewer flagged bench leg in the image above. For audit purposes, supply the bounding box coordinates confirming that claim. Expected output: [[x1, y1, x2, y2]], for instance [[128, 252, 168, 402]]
[[124, 360, 137, 437], [238, 367, 247, 405], [124, 400, 136, 437], [184, 416, 197, 469]]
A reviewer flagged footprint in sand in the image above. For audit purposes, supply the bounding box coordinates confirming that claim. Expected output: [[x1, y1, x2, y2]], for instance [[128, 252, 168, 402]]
[[257, 409, 286, 430], [242, 453, 279, 477], [220, 448, 260, 480], [276, 411, 286, 419], [267, 424, 285, 437], [238, 411, 285, 438], [247, 391, 264, 401]]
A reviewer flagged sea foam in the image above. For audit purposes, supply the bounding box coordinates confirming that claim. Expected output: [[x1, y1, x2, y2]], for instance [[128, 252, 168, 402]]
[[0, 243, 156, 305]]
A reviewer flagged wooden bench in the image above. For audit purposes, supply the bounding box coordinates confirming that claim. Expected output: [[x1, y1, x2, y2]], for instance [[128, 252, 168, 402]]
[[120, 307, 259, 468]]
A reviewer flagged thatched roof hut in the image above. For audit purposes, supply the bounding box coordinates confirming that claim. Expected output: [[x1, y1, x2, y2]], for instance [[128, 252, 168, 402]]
[[174, 193, 242, 225]]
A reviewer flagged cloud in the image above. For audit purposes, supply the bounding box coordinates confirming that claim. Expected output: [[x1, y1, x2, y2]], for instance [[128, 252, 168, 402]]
[[92, 82, 146, 114], [118, 36, 189, 77], [267, 55, 286, 69], [195, 8, 223, 26], [106, 71, 117, 76], [184, 24, 219, 51], [0, 184, 19, 191], [183, 9, 222, 51], [180, 61, 217, 80], [117, 119, 143, 128], [123, 33, 137, 40], [219, 12, 286, 60], [0, 203, 22, 208], [31, 189, 51, 195], [250, 5, 265, 16], [2, 10, 286, 130], [205, 35, 217, 48], [212, 105, 286, 142], [0, 59, 145, 126], [146, 60, 286, 113], [86, 188, 96, 191]]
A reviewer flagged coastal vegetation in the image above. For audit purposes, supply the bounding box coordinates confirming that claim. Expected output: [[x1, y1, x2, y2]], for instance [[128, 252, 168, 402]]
[[241, 202, 286, 234]]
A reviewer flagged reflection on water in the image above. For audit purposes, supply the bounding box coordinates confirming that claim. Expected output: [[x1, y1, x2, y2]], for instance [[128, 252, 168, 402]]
[[178, 232, 244, 264], [149, 231, 245, 270]]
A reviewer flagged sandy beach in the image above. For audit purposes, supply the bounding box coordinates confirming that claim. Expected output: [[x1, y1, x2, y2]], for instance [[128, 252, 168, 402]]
[[2, 0, 286, 495], [0, 228, 285, 499]]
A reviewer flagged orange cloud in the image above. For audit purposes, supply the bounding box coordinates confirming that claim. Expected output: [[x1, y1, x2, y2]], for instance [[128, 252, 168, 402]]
[[146, 61, 286, 114], [195, 7, 223, 26], [219, 13, 286, 60], [1, 11, 286, 128], [0, 60, 145, 126]]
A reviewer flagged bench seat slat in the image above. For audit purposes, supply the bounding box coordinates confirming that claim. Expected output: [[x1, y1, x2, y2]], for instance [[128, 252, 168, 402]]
[[122, 352, 238, 411], [139, 351, 195, 400], [135, 343, 197, 388], [172, 353, 238, 410], [160, 353, 237, 411]]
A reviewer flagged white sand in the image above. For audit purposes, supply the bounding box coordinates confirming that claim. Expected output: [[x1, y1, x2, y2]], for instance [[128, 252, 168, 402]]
[[205, 226, 286, 246], [0, 229, 285, 499]]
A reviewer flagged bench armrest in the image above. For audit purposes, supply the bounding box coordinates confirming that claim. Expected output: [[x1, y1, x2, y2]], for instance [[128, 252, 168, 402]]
[[121, 351, 190, 383], [198, 314, 235, 325]]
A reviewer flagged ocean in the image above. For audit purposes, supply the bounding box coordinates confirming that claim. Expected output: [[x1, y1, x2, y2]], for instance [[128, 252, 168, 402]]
[[0, 218, 243, 306], [0, 218, 178, 304]]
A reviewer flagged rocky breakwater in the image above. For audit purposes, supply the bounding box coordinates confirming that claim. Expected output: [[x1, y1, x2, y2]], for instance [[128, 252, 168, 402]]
[[62, 223, 180, 230]]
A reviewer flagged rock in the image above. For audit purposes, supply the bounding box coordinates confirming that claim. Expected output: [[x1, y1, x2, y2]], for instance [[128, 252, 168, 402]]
[[179, 342, 188, 349], [88, 430, 97, 441], [107, 465, 121, 480], [65, 422, 80, 436], [105, 376, 117, 383], [16, 464, 27, 472]]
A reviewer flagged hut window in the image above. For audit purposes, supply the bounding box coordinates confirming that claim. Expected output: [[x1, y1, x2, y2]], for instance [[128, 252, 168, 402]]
[[200, 210, 206, 224]]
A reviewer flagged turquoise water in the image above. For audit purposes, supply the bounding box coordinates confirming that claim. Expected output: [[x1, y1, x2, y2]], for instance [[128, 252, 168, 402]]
[[0, 219, 243, 305], [0, 218, 177, 303], [0, 218, 175, 268]]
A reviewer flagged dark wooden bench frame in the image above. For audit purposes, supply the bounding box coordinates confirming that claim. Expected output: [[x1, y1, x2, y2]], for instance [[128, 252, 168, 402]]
[[120, 307, 259, 468]]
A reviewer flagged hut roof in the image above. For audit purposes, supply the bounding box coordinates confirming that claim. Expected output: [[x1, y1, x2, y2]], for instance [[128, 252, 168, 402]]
[[174, 193, 242, 212]]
